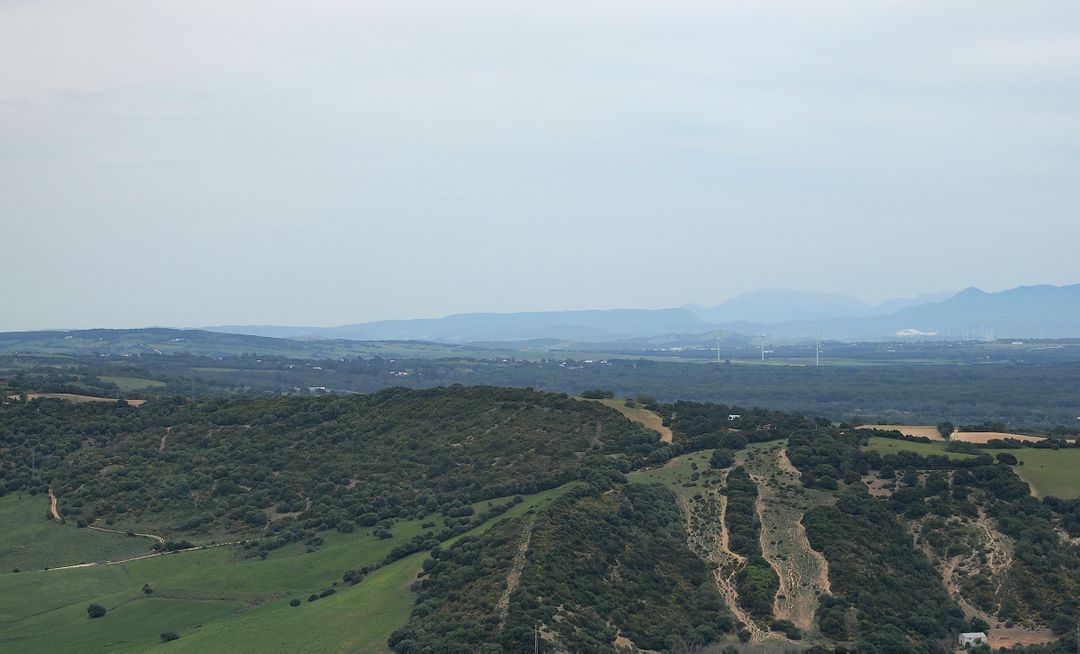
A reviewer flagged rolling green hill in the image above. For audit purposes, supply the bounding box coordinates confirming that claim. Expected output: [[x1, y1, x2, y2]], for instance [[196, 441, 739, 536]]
[[2, 389, 1079, 653]]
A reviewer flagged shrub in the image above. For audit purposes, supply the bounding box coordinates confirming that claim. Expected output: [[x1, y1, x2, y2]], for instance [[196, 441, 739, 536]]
[[87, 603, 106, 619], [290, 598, 301, 607], [580, 389, 614, 399], [160, 631, 180, 642], [709, 448, 735, 469]]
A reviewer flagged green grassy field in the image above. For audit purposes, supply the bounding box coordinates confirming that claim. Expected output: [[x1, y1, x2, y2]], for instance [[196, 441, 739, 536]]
[[629, 450, 712, 497], [981, 447, 1080, 499], [0, 494, 150, 572], [862, 436, 976, 460], [0, 485, 574, 653], [863, 436, 1080, 499], [98, 376, 166, 392], [629, 441, 778, 498]]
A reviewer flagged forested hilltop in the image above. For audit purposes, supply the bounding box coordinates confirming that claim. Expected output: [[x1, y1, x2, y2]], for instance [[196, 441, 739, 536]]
[[1, 388, 1078, 653], [0, 387, 663, 542]]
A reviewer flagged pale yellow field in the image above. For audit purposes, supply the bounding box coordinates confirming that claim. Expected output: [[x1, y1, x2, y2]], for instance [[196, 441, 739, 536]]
[[857, 425, 946, 441], [951, 431, 1044, 444]]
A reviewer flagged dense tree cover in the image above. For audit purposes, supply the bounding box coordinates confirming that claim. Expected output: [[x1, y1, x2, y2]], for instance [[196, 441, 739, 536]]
[[816, 429, 1080, 640], [7, 350, 1080, 428], [392, 483, 733, 653], [723, 467, 780, 622], [1044, 497, 1080, 537], [804, 489, 967, 652], [0, 386, 664, 541], [660, 400, 820, 449]]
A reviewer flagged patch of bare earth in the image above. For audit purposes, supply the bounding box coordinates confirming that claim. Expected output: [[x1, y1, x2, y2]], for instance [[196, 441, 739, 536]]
[[48, 487, 61, 521], [159, 426, 172, 452], [988, 627, 1057, 648], [751, 448, 831, 632], [624, 407, 673, 443], [612, 633, 659, 653], [590, 399, 673, 443], [497, 515, 536, 630], [862, 474, 895, 497], [913, 510, 1054, 646]]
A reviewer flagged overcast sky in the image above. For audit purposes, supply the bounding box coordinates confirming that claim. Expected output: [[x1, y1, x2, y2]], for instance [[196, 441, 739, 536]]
[[2, 1, 1078, 330]]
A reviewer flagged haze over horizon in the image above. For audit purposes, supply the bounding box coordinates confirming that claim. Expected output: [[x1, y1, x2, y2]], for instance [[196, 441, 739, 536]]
[[3, 1, 1079, 331]]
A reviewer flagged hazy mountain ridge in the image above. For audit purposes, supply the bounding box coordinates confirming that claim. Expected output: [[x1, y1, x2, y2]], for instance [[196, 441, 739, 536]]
[[210, 284, 1080, 342], [4, 284, 1078, 348]]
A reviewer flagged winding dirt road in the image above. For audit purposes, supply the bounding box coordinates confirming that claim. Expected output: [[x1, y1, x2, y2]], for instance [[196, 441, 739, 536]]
[[45, 539, 247, 572], [87, 525, 166, 544]]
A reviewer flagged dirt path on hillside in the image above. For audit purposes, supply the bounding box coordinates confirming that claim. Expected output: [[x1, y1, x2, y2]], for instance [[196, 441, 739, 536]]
[[975, 512, 1011, 579], [920, 511, 1013, 624], [48, 487, 61, 521], [159, 426, 172, 452], [87, 525, 166, 544], [45, 539, 246, 572], [497, 515, 536, 630], [777, 449, 799, 475], [750, 448, 832, 632], [679, 491, 765, 642]]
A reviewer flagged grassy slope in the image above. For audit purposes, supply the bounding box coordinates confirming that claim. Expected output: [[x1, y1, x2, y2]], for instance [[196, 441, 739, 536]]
[[863, 436, 1080, 499], [628, 442, 779, 498], [98, 376, 166, 392], [629, 449, 713, 498], [980, 448, 1080, 498], [863, 436, 976, 460], [0, 494, 149, 572], [0, 485, 572, 653]]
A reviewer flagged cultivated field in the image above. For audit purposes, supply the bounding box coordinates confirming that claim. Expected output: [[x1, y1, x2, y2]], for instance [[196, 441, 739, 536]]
[[952, 431, 1045, 444]]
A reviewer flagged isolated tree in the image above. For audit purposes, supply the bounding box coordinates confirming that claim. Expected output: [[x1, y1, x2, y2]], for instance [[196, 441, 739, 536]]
[[937, 422, 955, 438], [995, 452, 1018, 465], [709, 448, 735, 469], [87, 603, 106, 619]]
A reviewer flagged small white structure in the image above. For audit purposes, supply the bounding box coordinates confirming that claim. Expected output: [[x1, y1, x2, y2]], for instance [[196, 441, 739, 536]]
[[958, 632, 988, 647], [727, 414, 741, 421]]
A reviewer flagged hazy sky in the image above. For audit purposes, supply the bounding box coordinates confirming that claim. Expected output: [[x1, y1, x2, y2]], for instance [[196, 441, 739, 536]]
[[2, 1, 1079, 330]]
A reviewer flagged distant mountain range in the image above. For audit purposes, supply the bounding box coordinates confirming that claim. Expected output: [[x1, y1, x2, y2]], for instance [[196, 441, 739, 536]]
[[3, 285, 1077, 354], [685, 289, 955, 324], [210, 308, 717, 343], [209, 284, 1080, 343]]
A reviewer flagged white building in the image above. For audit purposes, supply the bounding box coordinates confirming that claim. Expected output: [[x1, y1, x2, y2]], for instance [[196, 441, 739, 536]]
[[958, 632, 988, 647]]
